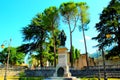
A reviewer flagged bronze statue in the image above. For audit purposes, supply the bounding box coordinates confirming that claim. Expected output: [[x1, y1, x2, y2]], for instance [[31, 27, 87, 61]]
[[58, 30, 66, 46]]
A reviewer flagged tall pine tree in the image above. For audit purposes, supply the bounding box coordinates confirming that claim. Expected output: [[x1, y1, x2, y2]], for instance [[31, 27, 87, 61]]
[[93, 0, 120, 58]]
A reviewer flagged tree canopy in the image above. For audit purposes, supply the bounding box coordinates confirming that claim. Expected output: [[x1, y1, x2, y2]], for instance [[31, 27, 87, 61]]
[[0, 47, 25, 65], [20, 1, 90, 67], [92, 0, 120, 58], [76, 2, 90, 68], [43, 6, 60, 67], [59, 1, 79, 67]]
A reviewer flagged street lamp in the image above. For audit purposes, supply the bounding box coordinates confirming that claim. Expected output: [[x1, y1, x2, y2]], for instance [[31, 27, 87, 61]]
[[1, 39, 12, 80]]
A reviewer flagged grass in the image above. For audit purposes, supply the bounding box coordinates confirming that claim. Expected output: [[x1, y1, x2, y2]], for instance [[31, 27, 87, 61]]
[[19, 77, 44, 80], [80, 78, 120, 80], [0, 76, 44, 80], [0, 76, 19, 80]]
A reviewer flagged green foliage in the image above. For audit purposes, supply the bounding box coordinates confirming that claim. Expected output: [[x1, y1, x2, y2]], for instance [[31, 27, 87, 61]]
[[19, 71, 44, 80], [0, 49, 7, 64], [80, 77, 98, 80], [76, 2, 90, 28], [72, 46, 80, 63], [43, 6, 59, 29], [28, 54, 40, 68], [0, 47, 25, 65], [59, 1, 89, 67], [19, 71, 43, 80], [19, 77, 43, 80], [46, 29, 60, 65], [19, 71, 26, 77], [72, 46, 76, 61], [92, 0, 120, 48], [43, 6, 60, 67], [22, 13, 49, 42], [21, 1, 89, 67], [59, 1, 78, 23], [76, 2, 89, 67], [75, 48, 80, 59], [59, 1, 80, 67], [21, 6, 60, 67], [21, 12, 50, 67], [105, 46, 120, 60], [92, 0, 120, 59]]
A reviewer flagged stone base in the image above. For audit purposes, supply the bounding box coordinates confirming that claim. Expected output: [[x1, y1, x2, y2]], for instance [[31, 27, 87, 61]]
[[64, 72, 71, 77], [45, 77, 77, 80], [53, 65, 71, 77]]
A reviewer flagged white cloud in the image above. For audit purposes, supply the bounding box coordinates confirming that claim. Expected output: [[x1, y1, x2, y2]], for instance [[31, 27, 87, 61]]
[[79, 36, 91, 43], [85, 36, 91, 40], [80, 40, 84, 43]]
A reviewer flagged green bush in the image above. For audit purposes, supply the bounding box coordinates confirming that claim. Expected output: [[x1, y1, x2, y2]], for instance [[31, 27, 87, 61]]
[[80, 77, 98, 80], [89, 78, 97, 80], [19, 71, 44, 80], [19, 71, 26, 77], [19, 77, 44, 80]]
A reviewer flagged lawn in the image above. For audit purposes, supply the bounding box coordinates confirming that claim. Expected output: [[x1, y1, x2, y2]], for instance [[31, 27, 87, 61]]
[[0, 76, 43, 80], [0, 76, 19, 80], [80, 78, 120, 80]]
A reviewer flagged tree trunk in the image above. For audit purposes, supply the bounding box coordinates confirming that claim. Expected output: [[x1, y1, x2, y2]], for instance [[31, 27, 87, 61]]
[[52, 26, 56, 67], [40, 45, 44, 67], [40, 54, 43, 67], [53, 37, 56, 67], [70, 32, 73, 67], [117, 27, 120, 48], [102, 47, 107, 80], [82, 24, 89, 68], [68, 18, 73, 68]]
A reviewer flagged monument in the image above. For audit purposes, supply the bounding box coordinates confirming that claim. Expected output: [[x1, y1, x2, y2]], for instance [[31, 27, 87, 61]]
[[58, 30, 66, 47], [52, 30, 77, 80]]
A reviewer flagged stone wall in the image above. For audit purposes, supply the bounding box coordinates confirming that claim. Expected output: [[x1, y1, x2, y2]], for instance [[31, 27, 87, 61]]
[[25, 69, 55, 78], [74, 54, 95, 69], [0, 68, 24, 76], [25, 67, 120, 78]]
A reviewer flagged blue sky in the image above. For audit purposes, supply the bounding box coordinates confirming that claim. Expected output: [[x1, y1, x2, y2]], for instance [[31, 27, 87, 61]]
[[0, 0, 111, 54]]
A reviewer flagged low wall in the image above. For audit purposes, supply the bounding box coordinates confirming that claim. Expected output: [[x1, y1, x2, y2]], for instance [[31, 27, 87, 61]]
[[25, 68, 120, 78], [25, 69, 55, 77], [1, 66, 120, 78], [0, 68, 24, 76]]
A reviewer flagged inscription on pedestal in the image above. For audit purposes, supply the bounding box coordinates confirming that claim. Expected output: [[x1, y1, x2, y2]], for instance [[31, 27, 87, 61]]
[[53, 47, 73, 78], [58, 54, 67, 66]]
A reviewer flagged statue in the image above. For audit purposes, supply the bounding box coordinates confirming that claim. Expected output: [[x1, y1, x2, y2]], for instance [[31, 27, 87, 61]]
[[58, 30, 66, 46]]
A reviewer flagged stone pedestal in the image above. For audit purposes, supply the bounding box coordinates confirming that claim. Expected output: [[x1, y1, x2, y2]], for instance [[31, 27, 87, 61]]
[[52, 47, 77, 80], [47, 77, 77, 80], [54, 47, 71, 77]]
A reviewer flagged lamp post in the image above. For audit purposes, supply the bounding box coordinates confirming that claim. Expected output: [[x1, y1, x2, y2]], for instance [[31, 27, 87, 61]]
[[1, 39, 12, 80]]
